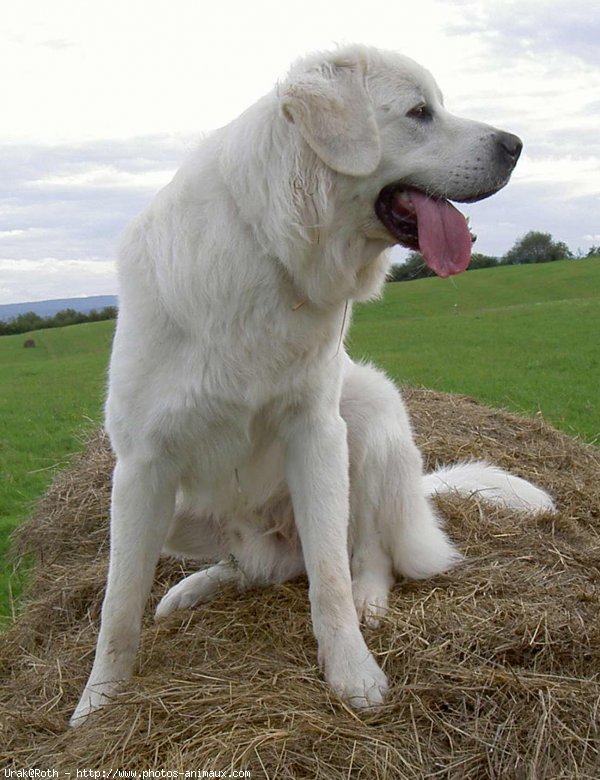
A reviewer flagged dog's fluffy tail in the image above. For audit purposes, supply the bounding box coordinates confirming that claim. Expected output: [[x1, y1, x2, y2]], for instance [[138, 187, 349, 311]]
[[423, 461, 556, 514]]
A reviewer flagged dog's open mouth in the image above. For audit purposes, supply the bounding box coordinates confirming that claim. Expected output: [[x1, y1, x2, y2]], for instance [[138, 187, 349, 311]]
[[375, 186, 476, 278]]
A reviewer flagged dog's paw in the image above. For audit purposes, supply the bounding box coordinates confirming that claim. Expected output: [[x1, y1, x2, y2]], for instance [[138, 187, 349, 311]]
[[155, 565, 237, 620], [323, 637, 388, 709], [70, 681, 118, 727], [155, 575, 208, 620], [352, 578, 390, 629]]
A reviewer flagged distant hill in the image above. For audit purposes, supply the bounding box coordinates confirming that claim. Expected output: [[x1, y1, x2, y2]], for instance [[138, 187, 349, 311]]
[[0, 295, 118, 321]]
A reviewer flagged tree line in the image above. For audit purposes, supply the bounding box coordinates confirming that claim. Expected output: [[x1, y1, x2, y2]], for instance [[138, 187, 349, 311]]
[[0, 305, 118, 336], [389, 231, 599, 282]]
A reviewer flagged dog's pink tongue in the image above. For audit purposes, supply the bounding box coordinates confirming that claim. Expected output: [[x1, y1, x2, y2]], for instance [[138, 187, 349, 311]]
[[408, 189, 472, 277]]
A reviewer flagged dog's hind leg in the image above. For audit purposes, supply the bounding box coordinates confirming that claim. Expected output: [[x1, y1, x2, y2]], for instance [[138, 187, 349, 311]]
[[341, 360, 462, 618], [70, 456, 177, 726], [155, 559, 241, 618], [156, 506, 239, 617], [348, 486, 394, 628], [155, 502, 305, 618]]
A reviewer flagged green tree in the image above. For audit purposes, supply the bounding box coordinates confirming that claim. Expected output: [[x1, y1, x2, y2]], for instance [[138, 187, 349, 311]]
[[388, 251, 498, 282], [11, 311, 46, 333], [469, 253, 498, 270], [0, 303, 118, 336], [502, 231, 572, 265], [100, 305, 118, 320]]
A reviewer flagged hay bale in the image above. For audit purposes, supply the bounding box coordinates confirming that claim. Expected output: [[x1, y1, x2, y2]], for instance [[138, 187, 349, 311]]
[[1, 388, 599, 777]]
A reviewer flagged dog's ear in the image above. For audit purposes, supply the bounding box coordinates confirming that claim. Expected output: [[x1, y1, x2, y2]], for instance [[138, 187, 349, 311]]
[[281, 62, 381, 177]]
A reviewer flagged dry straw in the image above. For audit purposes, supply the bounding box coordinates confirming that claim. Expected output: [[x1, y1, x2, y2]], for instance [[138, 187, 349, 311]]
[[1, 388, 599, 778]]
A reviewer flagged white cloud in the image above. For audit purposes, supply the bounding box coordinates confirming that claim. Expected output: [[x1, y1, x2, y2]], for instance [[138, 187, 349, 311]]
[[0, 258, 117, 304], [451, 0, 600, 66], [27, 164, 174, 191], [514, 154, 600, 200], [0, 229, 29, 238], [1, 0, 599, 301]]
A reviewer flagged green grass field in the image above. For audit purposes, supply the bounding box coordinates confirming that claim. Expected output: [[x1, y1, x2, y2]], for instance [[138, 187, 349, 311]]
[[1, 258, 599, 623], [350, 258, 600, 443], [0, 320, 115, 622]]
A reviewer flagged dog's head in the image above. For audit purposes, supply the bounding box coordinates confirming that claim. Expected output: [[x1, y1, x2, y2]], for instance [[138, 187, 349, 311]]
[[281, 45, 522, 278]]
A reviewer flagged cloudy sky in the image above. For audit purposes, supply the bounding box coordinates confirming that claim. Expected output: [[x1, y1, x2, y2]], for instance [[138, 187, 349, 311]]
[[1, 0, 599, 303]]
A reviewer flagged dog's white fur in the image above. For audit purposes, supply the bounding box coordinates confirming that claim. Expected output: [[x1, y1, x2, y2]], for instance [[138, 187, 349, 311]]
[[71, 45, 554, 725]]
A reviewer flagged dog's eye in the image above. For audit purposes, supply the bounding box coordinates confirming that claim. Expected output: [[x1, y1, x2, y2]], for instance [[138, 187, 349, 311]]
[[407, 104, 432, 121]]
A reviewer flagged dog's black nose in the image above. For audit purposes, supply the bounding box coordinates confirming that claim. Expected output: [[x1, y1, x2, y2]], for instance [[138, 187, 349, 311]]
[[496, 131, 523, 164]]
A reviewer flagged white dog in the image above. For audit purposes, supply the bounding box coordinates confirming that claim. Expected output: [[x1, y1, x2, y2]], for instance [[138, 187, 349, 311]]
[[71, 44, 554, 725]]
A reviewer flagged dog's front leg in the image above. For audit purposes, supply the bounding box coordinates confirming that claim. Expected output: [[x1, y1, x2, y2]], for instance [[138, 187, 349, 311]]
[[282, 406, 388, 708], [70, 456, 177, 726]]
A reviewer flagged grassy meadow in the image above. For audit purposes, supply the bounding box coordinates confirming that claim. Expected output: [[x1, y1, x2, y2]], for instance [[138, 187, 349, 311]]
[[351, 258, 600, 444], [0, 321, 115, 622], [1, 257, 599, 623]]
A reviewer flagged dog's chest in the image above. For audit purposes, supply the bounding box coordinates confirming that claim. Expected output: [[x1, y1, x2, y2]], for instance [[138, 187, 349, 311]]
[[176, 296, 347, 402], [153, 332, 344, 512], [108, 293, 347, 494]]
